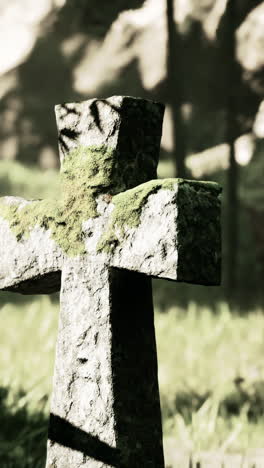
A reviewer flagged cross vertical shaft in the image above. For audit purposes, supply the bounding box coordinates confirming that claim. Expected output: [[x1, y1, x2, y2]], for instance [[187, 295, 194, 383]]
[[46, 258, 164, 467]]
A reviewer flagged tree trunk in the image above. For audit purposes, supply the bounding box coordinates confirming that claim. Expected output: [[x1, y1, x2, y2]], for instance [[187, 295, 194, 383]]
[[166, 0, 187, 178], [226, 0, 239, 300]]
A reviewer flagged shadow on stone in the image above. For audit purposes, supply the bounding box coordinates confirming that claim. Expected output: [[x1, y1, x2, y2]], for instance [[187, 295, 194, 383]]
[[48, 414, 120, 465], [110, 269, 164, 467]]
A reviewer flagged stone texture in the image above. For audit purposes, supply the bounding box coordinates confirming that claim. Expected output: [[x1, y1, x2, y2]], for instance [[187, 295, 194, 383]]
[[0, 197, 62, 294], [176, 180, 221, 285], [0, 179, 221, 294], [108, 180, 221, 284], [0, 96, 222, 467], [55, 96, 164, 193], [46, 258, 117, 468], [110, 185, 179, 279], [46, 259, 164, 467]]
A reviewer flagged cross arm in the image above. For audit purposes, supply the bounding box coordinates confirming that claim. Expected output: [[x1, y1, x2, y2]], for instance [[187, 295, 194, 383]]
[[98, 179, 222, 285], [0, 196, 62, 294]]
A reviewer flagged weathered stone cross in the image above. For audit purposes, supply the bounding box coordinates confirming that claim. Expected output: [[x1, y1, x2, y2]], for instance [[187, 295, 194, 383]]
[[0, 96, 221, 467]]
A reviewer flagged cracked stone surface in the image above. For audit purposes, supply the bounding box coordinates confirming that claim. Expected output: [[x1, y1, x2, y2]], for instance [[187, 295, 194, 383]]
[[0, 197, 62, 294], [0, 96, 221, 467], [46, 258, 117, 468]]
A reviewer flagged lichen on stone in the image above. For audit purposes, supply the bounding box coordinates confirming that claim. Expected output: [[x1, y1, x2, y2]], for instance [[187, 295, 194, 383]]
[[96, 178, 177, 253], [0, 147, 221, 260], [96, 177, 221, 254], [0, 145, 119, 256]]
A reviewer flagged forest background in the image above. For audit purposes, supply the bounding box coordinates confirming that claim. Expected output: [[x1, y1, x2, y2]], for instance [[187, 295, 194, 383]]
[[0, 0, 263, 466]]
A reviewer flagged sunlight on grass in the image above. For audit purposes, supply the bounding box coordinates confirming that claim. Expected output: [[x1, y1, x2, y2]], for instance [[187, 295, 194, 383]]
[[0, 295, 264, 465], [0, 295, 59, 466], [0, 160, 59, 199], [155, 302, 264, 453], [0, 295, 59, 415]]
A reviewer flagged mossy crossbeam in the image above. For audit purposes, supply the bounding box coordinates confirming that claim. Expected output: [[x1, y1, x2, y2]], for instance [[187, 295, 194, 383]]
[[0, 178, 221, 293], [106, 178, 221, 285]]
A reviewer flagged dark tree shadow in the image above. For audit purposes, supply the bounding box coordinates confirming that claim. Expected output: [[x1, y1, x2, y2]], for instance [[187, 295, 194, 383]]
[[57, 0, 145, 39], [0, 14, 81, 165], [0, 386, 48, 468]]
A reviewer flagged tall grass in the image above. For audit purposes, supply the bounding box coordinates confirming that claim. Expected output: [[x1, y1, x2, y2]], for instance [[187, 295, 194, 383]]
[[156, 303, 264, 455], [0, 296, 59, 467], [1, 297, 264, 466]]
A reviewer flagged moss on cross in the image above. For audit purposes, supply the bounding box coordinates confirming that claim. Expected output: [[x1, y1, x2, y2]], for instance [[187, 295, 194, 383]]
[[0, 144, 220, 258], [0, 145, 118, 256], [97, 178, 220, 254]]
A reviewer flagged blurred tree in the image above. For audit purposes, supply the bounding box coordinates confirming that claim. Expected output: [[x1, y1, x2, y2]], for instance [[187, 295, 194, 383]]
[[0, 10, 82, 166], [57, 0, 144, 38], [225, 0, 239, 299], [166, 0, 187, 178], [0, 0, 145, 166]]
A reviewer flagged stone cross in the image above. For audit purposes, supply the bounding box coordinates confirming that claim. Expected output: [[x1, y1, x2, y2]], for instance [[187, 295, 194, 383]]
[[0, 96, 221, 468]]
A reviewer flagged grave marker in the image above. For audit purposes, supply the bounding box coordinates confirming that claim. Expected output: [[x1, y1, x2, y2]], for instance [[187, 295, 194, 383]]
[[0, 96, 221, 467]]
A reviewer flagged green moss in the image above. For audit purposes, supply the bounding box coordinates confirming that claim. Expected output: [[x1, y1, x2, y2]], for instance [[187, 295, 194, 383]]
[[97, 177, 221, 254], [0, 148, 221, 258], [97, 178, 177, 253], [110, 179, 176, 228], [0, 145, 118, 256]]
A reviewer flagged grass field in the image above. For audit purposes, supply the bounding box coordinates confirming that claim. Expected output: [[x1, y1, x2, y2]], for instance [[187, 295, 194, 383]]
[[1, 160, 264, 467], [1, 294, 264, 466]]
